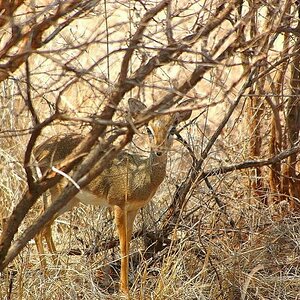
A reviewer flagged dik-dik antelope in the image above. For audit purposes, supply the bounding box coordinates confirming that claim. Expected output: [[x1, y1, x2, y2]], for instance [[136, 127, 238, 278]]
[[33, 99, 191, 295]]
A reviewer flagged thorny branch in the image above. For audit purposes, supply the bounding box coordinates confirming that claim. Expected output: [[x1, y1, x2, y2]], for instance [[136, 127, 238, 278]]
[[0, 0, 170, 269]]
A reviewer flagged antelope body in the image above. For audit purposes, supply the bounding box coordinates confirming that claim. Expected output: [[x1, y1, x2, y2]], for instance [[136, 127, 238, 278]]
[[33, 99, 191, 295]]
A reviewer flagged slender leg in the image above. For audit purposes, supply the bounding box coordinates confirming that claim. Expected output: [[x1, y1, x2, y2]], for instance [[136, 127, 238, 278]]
[[126, 210, 138, 250], [35, 194, 49, 271], [35, 219, 60, 271], [125, 210, 138, 293], [114, 205, 129, 294], [44, 223, 60, 266], [35, 232, 47, 271], [114, 206, 138, 296]]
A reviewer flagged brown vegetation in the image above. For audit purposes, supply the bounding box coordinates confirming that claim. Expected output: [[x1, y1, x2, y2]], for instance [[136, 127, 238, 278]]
[[1, 0, 300, 299]]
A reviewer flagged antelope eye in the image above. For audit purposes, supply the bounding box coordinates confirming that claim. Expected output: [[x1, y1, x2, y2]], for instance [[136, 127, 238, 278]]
[[169, 126, 177, 136], [146, 126, 153, 137]]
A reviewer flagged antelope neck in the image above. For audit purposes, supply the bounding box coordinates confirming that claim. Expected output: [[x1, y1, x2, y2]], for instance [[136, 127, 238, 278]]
[[148, 150, 168, 186]]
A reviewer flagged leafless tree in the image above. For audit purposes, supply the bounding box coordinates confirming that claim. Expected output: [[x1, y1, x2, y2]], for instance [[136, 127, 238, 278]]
[[1, 0, 300, 298]]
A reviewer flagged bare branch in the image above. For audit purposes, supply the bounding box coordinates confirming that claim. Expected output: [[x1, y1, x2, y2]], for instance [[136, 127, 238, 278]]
[[118, 0, 170, 83], [0, 0, 92, 82], [0, 130, 133, 270], [202, 143, 300, 179]]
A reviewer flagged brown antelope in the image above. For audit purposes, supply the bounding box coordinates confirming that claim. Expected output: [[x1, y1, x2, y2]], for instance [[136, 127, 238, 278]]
[[33, 99, 191, 296]]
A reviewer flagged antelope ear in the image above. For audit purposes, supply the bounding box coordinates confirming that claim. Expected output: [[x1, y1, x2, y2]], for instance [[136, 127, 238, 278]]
[[174, 100, 192, 123], [128, 98, 147, 119]]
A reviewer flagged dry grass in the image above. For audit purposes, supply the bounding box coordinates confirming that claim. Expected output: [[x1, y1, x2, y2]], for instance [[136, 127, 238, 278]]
[[1, 139, 300, 299], [1, 1, 300, 299], [1, 82, 300, 299]]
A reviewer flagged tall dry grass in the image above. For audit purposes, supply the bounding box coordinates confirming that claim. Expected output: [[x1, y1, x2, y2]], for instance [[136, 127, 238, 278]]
[[2, 107, 300, 299], [1, 1, 300, 299]]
